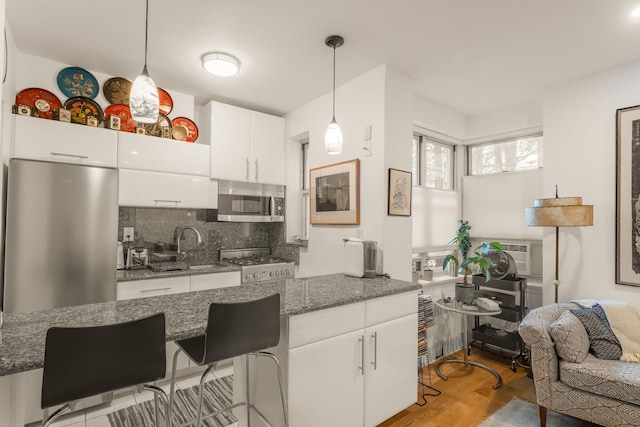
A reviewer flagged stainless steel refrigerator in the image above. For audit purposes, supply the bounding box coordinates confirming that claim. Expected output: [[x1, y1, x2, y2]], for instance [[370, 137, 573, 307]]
[[3, 158, 118, 313]]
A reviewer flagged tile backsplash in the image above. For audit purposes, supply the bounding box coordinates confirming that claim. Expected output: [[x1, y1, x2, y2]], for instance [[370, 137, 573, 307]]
[[118, 207, 296, 265]]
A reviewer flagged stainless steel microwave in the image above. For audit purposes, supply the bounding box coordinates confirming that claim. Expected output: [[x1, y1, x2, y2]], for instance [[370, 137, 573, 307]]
[[217, 179, 285, 222]]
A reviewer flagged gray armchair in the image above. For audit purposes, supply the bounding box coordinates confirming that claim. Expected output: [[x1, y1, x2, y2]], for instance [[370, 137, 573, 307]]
[[519, 303, 640, 427]]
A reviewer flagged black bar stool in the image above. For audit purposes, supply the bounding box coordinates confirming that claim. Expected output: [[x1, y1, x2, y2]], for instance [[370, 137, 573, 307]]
[[168, 294, 288, 427], [41, 313, 168, 427]]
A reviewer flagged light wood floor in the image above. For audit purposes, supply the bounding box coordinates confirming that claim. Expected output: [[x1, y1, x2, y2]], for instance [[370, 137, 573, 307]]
[[378, 347, 537, 427]]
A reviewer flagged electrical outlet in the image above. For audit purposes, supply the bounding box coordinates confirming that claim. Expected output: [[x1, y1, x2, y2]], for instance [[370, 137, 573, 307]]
[[123, 227, 134, 242]]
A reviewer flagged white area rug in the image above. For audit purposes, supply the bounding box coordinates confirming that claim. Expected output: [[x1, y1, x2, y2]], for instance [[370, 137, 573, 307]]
[[479, 397, 600, 427]]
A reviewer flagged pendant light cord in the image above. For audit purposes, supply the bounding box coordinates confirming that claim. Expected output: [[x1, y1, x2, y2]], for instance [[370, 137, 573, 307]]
[[332, 44, 336, 121], [144, 0, 149, 68]]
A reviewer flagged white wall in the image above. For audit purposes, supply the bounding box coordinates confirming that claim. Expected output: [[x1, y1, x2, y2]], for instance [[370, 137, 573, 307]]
[[382, 68, 414, 280], [286, 65, 413, 280], [543, 59, 640, 305], [413, 94, 466, 140], [466, 100, 543, 141]]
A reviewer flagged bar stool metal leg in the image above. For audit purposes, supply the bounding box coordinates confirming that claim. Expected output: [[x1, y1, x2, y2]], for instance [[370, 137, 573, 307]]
[[196, 363, 215, 427], [246, 354, 252, 427], [168, 348, 182, 426]]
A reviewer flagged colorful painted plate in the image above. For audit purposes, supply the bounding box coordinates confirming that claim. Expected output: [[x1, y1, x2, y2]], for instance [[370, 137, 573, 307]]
[[57, 66, 99, 99], [104, 104, 137, 132], [171, 117, 198, 142], [15, 88, 63, 119], [142, 113, 171, 137], [63, 96, 104, 125], [157, 88, 173, 115], [103, 77, 132, 105]]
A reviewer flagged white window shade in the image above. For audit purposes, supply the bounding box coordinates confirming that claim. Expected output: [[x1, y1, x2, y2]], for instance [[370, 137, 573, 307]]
[[412, 187, 461, 250], [462, 169, 543, 240]]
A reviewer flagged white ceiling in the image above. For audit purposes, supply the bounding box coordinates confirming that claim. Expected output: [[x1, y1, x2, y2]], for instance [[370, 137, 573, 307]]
[[7, 0, 640, 117]]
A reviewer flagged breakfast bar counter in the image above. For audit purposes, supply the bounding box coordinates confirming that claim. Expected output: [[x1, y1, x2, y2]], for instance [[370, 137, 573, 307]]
[[0, 273, 419, 377]]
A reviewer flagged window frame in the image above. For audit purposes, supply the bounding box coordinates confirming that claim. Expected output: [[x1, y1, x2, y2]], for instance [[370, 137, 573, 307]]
[[412, 132, 456, 191], [467, 132, 543, 176]]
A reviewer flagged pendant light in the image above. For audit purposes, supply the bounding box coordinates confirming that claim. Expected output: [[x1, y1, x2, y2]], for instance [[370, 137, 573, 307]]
[[325, 35, 344, 155], [130, 0, 159, 123]]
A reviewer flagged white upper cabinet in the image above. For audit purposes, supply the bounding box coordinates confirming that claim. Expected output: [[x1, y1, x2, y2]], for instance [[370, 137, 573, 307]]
[[206, 101, 285, 185], [250, 110, 285, 185], [12, 115, 117, 167], [118, 132, 210, 176], [119, 169, 213, 209]]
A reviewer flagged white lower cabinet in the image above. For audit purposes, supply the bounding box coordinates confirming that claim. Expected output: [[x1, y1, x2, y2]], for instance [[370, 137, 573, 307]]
[[287, 291, 417, 427], [288, 330, 366, 427], [190, 271, 241, 291], [116, 276, 190, 300], [364, 313, 418, 427]]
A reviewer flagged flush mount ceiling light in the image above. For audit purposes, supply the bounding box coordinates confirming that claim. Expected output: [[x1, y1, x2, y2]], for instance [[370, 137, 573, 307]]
[[130, 0, 159, 123], [202, 53, 240, 77], [325, 35, 344, 155]]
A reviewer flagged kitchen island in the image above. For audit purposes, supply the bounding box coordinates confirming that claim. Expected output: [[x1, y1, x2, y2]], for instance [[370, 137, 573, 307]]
[[0, 273, 420, 426]]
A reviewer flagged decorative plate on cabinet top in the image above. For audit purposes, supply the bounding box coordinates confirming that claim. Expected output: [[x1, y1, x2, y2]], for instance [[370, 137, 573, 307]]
[[104, 104, 136, 132], [142, 113, 171, 137], [57, 66, 99, 99], [63, 96, 104, 124], [103, 77, 132, 105], [15, 88, 62, 119], [171, 117, 198, 142], [157, 88, 173, 115]]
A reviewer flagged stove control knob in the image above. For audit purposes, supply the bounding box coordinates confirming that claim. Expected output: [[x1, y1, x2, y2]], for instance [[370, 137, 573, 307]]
[[270, 271, 275, 277], [245, 274, 252, 281], [284, 270, 290, 276], [253, 273, 260, 279]]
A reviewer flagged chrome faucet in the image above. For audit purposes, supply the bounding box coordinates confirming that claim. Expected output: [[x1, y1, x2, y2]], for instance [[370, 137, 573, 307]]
[[175, 226, 203, 254]]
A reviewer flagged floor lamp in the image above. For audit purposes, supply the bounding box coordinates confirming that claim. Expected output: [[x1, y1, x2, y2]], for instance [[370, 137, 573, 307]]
[[524, 187, 593, 303]]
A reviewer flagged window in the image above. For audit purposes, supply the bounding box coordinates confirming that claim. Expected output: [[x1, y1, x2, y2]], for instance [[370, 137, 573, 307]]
[[412, 133, 454, 190], [300, 142, 310, 239], [468, 135, 543, 175]]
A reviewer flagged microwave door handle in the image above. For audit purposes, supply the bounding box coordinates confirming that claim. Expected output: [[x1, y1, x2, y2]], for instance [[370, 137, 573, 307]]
[[270, 194, 275, 220]]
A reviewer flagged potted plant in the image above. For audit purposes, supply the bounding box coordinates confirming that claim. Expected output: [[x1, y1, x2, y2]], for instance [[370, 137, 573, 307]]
[[442, 219, 503, 304]]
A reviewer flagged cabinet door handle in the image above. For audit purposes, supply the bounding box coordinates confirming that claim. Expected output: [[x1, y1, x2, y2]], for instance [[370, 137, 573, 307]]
[[50, 152, 89, 160], [245, 158, 250, 181], [371, 332, 378, 370], [141, 287, 172, 294], [255, 159, 259, 182], [154, 199, 181, 206], [358, 335, 365, 375]]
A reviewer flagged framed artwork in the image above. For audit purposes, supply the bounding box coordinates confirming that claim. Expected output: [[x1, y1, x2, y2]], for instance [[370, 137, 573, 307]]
[[310, 158, 360, 225], [616, 105, 640, 286], [388, 168, 412, 216]]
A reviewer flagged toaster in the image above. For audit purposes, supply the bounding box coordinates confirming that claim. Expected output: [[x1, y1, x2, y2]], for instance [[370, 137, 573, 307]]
[[126, 247, 149, 270]]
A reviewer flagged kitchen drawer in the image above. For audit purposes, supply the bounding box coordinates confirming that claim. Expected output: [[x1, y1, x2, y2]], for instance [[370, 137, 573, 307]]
[[13, 115, 118, 166], [118, 132, 210, 176], [119, 169, 214, 208], [117, 276, 190, 300], [365, 291, 417, 327], [289, 302, 365, 348], [190, 271, 241, 291]]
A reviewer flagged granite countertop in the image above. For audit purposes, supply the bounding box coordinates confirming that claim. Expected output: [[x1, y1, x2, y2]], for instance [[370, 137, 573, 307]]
[[0, 273, 419, 376], [116, 262, 241, 282]]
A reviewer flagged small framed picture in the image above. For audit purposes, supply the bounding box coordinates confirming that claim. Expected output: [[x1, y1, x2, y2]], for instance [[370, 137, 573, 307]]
[[310, 158, 360, 225], [388, 168, 412, 216]]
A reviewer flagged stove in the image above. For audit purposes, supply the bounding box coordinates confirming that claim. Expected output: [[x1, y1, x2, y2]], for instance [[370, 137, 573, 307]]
[[220, 248, 295, 284]]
